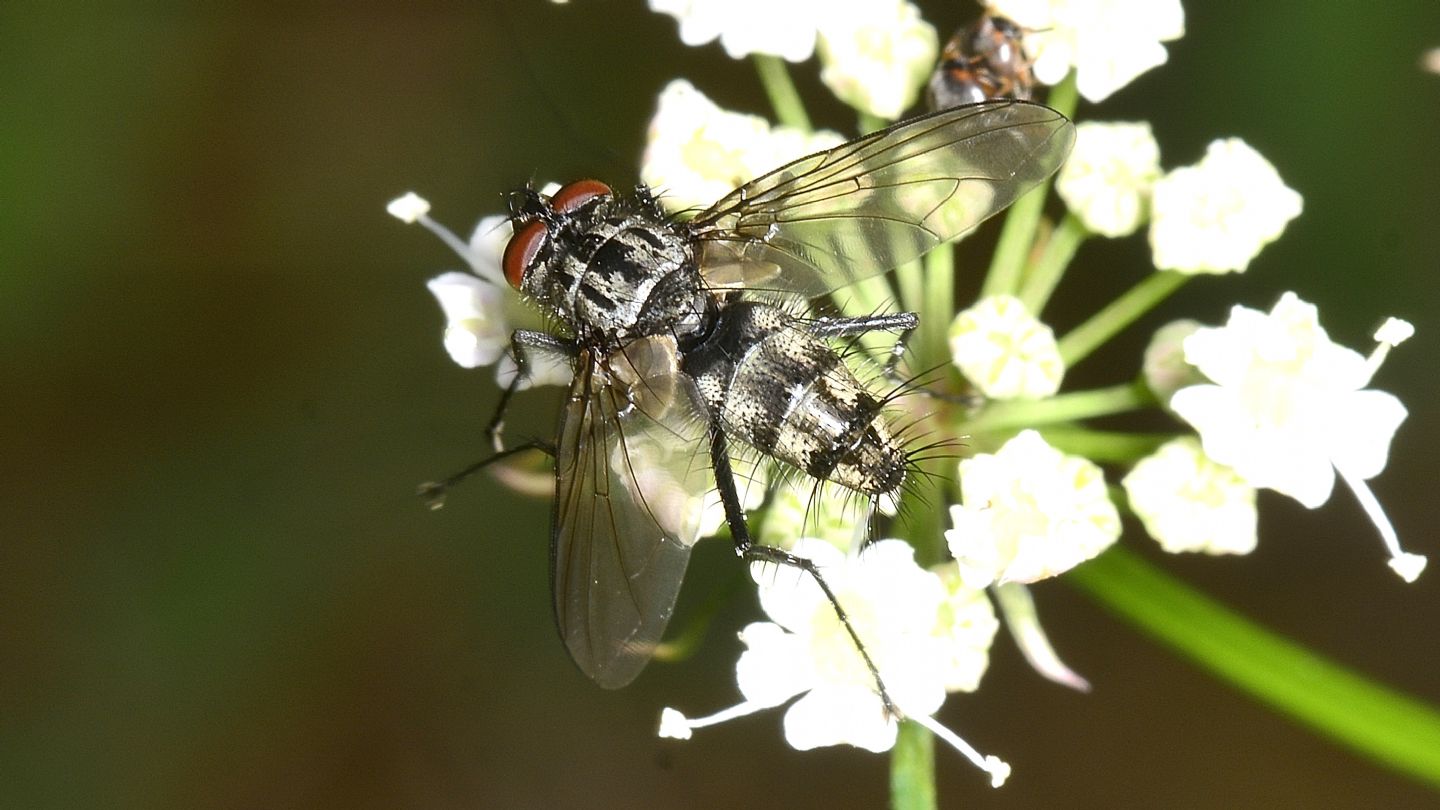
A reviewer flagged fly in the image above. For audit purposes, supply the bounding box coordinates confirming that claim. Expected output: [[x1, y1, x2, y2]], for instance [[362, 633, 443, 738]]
[[927, 14, 1036, 110], [423, 100, 1074, 692]]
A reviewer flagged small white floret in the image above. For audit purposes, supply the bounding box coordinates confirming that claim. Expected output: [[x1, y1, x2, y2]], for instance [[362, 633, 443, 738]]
[[947, 430, 1121, 588], [1055, 121, 1162, 237], [816, 0, 938, 120], [1149, 138, 1302, 274], [1122, 437, 1257, 556], [949, 295, 1064, 400]]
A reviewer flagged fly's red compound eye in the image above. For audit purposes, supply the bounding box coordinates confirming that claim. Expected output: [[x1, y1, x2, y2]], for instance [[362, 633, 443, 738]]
[[549, 179, 612, 214], [503, 219, 548, 289]]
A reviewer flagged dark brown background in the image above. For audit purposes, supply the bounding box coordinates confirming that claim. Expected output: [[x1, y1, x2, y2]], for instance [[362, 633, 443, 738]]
[[4, 1, 1438, 807]]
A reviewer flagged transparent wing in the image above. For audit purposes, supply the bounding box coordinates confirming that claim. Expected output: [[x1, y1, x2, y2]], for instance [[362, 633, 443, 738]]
[[550, 337, 713, 689], [691, 100, 1075, 298]]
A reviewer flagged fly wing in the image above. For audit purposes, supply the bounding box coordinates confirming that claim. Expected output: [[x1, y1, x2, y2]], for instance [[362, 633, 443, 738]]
[[550, 337, 712, 689], [691, 100, 1075, 298]]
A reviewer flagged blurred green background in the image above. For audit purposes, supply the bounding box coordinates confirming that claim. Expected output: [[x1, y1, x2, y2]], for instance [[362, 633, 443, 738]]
[[4, 2, 1438, 807]]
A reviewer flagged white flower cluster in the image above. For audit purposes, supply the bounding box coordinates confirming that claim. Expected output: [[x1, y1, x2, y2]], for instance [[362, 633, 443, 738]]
[[397, 0, 1427, 793], [1169, 293, 1422, 580], [649, 0, 821, 62], [948, 430, 1121, 589], [660, 539, 1010, 787], [1123, 436, 1257, 556], [651, 0, 938, 121], [1057, 125, 1301, 275], [816, 1, 937, 120], [641, 79, 843, 214], [1055, 121, 1161, 238]]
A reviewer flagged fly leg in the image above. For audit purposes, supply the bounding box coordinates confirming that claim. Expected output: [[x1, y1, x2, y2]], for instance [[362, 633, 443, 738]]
[[707, 427, 901, 719], [417, 438, 555, 510], [808, 311, 924, 390], [486, 329, 577, 452], [810, 312, 975, 406], [808, 311, 919, 341], [420, 329, 574, 508]]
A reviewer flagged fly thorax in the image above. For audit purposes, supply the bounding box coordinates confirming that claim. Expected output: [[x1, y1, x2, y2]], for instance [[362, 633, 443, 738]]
[[525, 209, 694, 347]]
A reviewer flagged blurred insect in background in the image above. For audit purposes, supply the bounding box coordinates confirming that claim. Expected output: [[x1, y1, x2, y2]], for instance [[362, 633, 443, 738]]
[[421, 100, 1074, 694], [927, 14, 1036, 110]]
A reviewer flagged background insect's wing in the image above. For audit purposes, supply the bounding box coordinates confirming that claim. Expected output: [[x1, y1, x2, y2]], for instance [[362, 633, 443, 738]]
[[550, 341, 712, 689], [691, 100, 1075, 298]]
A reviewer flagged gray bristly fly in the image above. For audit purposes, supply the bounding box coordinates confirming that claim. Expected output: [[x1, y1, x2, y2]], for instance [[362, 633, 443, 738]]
[[421, 100, 1075, 701]]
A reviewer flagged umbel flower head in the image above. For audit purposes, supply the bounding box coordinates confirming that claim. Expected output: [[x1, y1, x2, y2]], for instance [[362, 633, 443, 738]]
[[949, 295, 1064, 400], [816, 0, 938, 120], [1055, 120, 1162, 238], [396, 0, 1430, 799], [1123, 436, 1258, 556], [648, 0, 822, 62]]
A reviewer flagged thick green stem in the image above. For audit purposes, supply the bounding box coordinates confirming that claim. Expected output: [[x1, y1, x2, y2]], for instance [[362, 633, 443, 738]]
[[752, 54, 811, 131], [963, 381, 1153, 435], [1057, 271, 1189, 367], [890, 720, 937, 810], [1070, 547, 1440, 790], [1018, 213, 1088, 315]]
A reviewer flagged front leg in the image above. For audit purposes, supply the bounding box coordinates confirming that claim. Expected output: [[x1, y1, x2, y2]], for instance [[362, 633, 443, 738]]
[[421, 329, 574, 509], [486, 329, 577, 452]]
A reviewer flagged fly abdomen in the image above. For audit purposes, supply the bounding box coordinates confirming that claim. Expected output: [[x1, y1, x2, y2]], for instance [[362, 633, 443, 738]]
[[686, 303, 907, 497]]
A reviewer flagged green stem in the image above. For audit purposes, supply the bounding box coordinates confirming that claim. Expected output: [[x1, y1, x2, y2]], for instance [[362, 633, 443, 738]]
[[752, 54, 811, 131], [1045, 71, 1079, 120], [840, 275, 898, 319], [920, 247, 955, 371], [1057, 271, 1189, 367], [1070, 547, 1440, 790], [1036, 426, 1176, 462], [1018, 213, 1088, 316], [963, 381, 1153, 435], [977, 74, 1078, 299], [891, 720, 937, 810], [896, 259, 925, 317], [980, 183, 1046, 299]]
